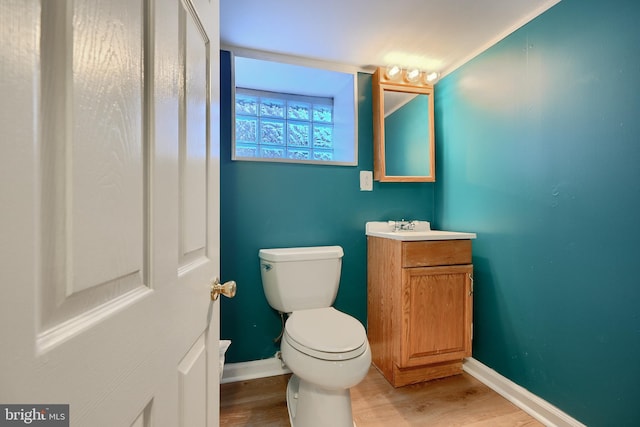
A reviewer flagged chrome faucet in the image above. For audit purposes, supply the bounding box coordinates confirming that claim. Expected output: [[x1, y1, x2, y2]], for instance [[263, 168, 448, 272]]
[[394, 220, 416, 231]]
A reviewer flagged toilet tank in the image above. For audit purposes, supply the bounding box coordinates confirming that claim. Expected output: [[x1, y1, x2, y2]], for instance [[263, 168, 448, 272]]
[[259, 246, 343, 313]]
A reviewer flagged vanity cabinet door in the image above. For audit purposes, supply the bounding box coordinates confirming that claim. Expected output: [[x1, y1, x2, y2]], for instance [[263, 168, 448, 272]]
[[399, 265, 473, 368]]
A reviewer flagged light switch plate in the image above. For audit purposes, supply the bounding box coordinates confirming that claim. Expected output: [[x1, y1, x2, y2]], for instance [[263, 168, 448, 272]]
[[360, 171, 373, 191]]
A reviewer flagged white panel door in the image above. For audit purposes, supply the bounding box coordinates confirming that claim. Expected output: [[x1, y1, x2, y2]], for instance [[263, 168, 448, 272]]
[[0, 0, 221, 425]]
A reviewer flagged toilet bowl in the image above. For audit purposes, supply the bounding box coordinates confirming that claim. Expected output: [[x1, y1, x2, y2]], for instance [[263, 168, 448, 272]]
[[281, 308, 371, 427], [259, 246, 371, 427]]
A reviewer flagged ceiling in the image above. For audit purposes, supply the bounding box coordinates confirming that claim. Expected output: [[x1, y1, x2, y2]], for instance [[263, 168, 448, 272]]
[[220, 0, 561, 76]]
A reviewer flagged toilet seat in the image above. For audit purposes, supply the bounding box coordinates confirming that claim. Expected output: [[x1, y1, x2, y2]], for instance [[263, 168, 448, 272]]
[[284, 307, 367, 361]]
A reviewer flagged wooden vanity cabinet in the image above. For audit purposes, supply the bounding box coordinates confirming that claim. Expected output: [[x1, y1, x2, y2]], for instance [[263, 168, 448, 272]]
[[367, 236, 473, 387]]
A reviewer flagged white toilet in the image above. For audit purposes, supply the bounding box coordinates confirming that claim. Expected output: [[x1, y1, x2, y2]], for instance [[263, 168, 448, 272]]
[[259, 246, 371, 427]]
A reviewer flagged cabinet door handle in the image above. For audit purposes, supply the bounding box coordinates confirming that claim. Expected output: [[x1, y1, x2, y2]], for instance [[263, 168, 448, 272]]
[[468, 273, 474, 296]]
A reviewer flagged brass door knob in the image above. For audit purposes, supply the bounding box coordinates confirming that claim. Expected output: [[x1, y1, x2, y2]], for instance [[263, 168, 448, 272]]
[[211, 277, 237, 301]]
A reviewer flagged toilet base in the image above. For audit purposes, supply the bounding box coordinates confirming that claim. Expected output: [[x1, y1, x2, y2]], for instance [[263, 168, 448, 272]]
[[286, 374, 356, 427]]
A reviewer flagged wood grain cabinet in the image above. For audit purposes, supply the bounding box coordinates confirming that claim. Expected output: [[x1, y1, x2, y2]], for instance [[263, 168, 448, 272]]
[[367, 236, 473, 387]]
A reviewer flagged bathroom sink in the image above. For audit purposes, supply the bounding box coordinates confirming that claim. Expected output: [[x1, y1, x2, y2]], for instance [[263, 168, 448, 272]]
[[365, 221, 476, 241]]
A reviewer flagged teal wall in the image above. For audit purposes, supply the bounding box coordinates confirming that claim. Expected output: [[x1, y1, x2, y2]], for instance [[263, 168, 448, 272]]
[[220, 51, 434, 364], [434, 0, 640, 425]]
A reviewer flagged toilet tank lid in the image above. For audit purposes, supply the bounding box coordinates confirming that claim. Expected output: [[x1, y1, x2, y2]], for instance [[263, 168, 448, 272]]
[[259, 246, 343, 262]]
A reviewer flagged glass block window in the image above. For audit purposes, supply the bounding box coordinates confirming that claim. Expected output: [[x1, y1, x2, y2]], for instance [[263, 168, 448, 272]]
[[234, 88, 335, 162]]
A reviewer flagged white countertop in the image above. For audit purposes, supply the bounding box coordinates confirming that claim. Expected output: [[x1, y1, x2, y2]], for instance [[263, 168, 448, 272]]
[[365, 221, 476, 241]]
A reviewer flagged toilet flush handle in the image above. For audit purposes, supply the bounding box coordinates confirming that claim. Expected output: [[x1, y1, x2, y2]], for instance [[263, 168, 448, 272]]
[[211, 277, 237, 301]]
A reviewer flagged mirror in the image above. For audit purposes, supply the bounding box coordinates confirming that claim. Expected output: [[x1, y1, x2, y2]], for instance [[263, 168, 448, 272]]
[[372, 67, 435, 182]]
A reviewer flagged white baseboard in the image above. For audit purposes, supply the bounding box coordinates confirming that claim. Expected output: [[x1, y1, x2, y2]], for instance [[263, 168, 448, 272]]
[[221, 354, 291, 384], [463, 358, 585, 427]]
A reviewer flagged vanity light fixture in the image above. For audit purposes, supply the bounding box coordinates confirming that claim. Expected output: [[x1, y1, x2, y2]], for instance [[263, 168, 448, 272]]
[[383, 64, 441, 85]]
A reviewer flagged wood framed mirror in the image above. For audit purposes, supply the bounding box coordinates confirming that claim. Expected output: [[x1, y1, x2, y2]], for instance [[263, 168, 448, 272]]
[[372, 67, 435, 182]]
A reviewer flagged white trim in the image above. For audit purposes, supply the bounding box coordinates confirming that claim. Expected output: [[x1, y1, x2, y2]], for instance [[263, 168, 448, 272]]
[[221, 354, 291, 384], [221, 44, 370, 75], [463, 358, 586, 427]]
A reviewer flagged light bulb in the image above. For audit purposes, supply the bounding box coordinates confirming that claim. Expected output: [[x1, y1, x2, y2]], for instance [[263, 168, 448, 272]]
[[385, 65, 402, 80], [425, 71, 440, 83], [405, 68, 421, 83]]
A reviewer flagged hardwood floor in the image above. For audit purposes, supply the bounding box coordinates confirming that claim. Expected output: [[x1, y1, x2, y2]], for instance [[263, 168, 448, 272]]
[[220, 366, 544, 426]]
